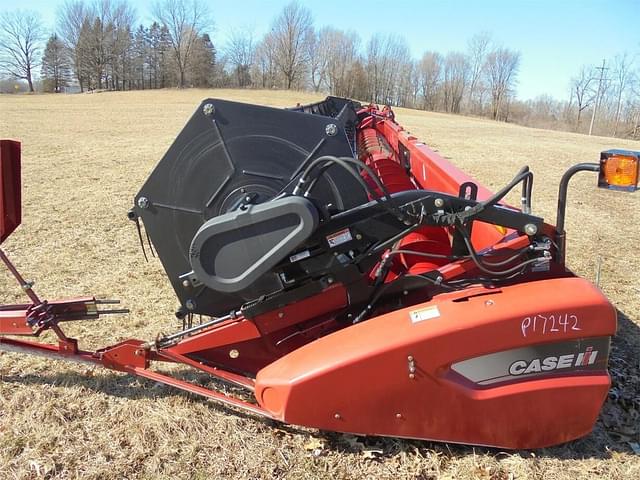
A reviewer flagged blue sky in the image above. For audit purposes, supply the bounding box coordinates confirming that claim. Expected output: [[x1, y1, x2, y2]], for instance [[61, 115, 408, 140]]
[[2, 0, 639, 100]]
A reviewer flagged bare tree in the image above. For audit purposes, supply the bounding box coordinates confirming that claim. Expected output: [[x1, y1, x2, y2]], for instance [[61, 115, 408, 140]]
[[571, 65, 594, 131], [442, 52, 469, 113], [253, 32, 278, 88], [321, 28, 359, 97], [153, 0, 211, 88], [612, 53, 634, 136], [107, 1, 136, 90], [365, 33, 411, 104], [0, 10, 45, 92], [485, 47, 520, 120], [57, 1, 95, 91], [305, 27, 326, 92], [224, 26, 255, 87], [466, 32, 491, 112], [418, 51, 442, 110], [57, 1, 136, 91], [270, 1, 312, 89]]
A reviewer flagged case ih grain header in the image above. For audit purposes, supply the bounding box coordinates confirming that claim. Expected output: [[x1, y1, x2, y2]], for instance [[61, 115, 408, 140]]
[[1, 98, 638, 449]]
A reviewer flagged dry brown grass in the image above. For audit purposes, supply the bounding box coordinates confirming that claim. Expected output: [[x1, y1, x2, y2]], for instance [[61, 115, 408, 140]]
[[0, 89, 638, 479]]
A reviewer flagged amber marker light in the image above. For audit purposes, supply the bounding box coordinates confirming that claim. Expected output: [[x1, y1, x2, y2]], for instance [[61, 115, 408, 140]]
[[598, 150, 639, 192]]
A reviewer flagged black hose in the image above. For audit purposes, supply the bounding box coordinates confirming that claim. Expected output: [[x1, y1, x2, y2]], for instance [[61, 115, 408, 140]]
[[458, 225, 542, 276]]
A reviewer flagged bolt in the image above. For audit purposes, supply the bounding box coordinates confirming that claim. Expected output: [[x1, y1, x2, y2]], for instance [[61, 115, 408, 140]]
[[182, 279, 190, 288], [185, 299, 196, 311], [202, 103, 215, 116], [396, 413, 402, 419], [334, 413, 341, 419], [327, 277, 334, 284], [278, 312, 285, 318], [355, 233, 363, 240], [403, 290, 409, 296], [409, 373, 415, 379], [407, 355, 413, 361], [434, 198, 444, 208], [137, 196, 149, 209], [485, 299, 494, 306], [325, 123, 338, 136], [229, 349, 239, 359], [524, 223, 538, 236]]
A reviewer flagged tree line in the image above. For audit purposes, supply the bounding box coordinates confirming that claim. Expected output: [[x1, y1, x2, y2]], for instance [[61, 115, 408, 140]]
[[517, 55, 639, 138], [0, 0, 638, 139]]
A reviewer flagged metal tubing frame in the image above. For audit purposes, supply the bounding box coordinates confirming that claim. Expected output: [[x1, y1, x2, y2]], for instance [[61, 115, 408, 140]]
[[0, 248, 269, 419], [0, 247, 41, 304], [2, 239, 265, 406], [555, 163, 600, 262], [0, 334, 271, 418]]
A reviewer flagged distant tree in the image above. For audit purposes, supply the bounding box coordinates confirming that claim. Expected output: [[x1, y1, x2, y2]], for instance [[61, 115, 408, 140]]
[[132, 24, 148, 88], [571, 65, 594, 131], [75, 17, 94, 89], [41, 33, 71, 92], [271, 1, 313, 89], [305, 27, 326, 92], [321, 28, 359, 97], [466, 32, 491, 112], [485, 47, 520, 120], [153, 0, 211, 88], [366, 33, 411, 104], [612, 53, 633, 136], [57, 0, 94, 92], [418, 51, 442, 110], [442, 52, 469, 113], [0, 10, 45, 92], [253, 32, 278, 88], [224, 27, 255, 87], [187, 32, 215, 86], [108, 2, 135, 90], [148, 22, 171, 88]]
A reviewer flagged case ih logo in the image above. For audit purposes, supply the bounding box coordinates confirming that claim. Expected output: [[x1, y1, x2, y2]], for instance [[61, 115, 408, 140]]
[[509, 347, 598, 376], [450, 339, 609, 386]]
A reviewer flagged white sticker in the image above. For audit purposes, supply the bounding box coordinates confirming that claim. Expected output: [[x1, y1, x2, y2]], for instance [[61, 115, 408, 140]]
[[289, 250, 311, 263], [326, 228, 353, 248], [410, 306, 440, 323], [531, 258, 550, 272]]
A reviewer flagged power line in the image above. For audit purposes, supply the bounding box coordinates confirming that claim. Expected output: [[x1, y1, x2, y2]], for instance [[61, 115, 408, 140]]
[[588, 59, 609, 136]]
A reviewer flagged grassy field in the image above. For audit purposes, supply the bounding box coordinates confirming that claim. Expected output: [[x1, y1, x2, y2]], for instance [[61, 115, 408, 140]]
[[0, 89, 638, 479]]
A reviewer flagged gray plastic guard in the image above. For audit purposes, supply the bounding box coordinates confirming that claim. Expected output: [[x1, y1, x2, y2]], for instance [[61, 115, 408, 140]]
[[189, 196, 319, 293]]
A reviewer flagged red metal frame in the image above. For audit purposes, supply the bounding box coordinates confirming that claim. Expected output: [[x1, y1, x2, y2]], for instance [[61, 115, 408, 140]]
[[0, 139, 21, 244]]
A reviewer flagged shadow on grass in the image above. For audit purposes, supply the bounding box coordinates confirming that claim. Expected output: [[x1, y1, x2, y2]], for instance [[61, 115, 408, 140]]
[[1, 310, 638, 462]]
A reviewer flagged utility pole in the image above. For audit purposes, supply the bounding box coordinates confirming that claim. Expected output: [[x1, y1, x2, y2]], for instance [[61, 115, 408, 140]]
[[588, 59, 608, 136]]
